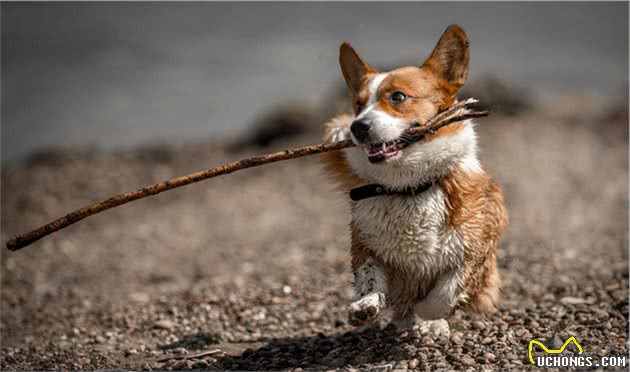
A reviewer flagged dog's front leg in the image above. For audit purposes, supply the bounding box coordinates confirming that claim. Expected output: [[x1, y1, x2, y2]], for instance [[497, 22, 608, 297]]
[[348, 258, 387, 326], [323, 114, 352, 144]]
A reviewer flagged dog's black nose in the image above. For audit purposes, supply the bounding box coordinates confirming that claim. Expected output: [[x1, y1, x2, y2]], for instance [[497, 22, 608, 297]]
[[351, 119, 371, 142]]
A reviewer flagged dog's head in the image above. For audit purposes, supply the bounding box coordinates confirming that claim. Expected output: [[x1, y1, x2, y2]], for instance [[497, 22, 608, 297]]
[[340, 24, 470, 163], [339, 25, 480, 188]]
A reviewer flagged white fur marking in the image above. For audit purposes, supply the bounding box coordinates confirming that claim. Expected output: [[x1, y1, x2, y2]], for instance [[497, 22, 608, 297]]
[[362, 109, 407, 143], [354, 73, 387, 121], [366, 73, 388, 106], [414, 269, 462, 320], [351, 185, 464, 276], [350, 292, 385, 311], [354, 103, 375, 121], [460, 152, 483, 174]]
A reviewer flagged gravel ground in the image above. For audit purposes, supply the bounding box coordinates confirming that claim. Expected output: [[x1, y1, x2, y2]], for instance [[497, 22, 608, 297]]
[[1, 95, 628, 370]]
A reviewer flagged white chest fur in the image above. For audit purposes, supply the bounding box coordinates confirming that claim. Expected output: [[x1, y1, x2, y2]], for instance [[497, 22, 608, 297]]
[[351, 184, 465, 279], [342, 121, 480, 281]]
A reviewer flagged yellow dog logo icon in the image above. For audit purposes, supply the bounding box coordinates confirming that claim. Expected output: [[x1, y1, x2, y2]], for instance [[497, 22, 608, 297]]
[[528, 336, 584, 364]]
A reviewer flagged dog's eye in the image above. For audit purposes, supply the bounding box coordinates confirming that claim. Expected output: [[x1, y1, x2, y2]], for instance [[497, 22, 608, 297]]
[[390, 91, 407, 103], [355, 100, 364, 112]]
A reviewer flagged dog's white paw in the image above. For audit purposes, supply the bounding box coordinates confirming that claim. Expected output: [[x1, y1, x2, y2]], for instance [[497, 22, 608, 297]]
[[329, 126, 351, 143], [348, 292, 385, 326], [416, 319, 450, 343], [324, 115, 353, 144]]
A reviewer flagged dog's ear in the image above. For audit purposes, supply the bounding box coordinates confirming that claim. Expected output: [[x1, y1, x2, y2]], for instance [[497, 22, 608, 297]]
[[422, 25, 469, 89], [339, 42, 375, 94]]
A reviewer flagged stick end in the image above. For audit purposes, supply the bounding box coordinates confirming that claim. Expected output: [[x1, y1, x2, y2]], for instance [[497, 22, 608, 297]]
[[463, 97, 480, 105], [6, 238, 23, 251]]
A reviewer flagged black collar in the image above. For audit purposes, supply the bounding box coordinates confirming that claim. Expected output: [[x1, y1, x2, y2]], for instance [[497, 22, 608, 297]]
[[349, 181, 436, 201]]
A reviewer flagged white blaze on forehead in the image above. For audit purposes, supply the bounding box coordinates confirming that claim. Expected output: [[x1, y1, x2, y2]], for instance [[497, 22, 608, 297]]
[[356, 73, 389, 120], [366, 73, 388, 106]]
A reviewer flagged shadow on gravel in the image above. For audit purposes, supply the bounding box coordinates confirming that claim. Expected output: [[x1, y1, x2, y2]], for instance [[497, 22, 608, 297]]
[[215, 326, 417, 371]]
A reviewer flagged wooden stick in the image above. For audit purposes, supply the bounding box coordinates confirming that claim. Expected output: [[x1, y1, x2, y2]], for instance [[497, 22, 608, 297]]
[[5, 100, 489, 251], [157, 349, 224, 363]]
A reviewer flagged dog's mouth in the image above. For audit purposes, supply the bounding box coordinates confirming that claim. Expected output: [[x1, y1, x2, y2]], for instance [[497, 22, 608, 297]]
[[363, 140, 406, 163]]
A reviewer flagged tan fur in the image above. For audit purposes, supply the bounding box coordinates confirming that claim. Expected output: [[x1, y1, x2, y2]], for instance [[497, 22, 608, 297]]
[[439, 169, 509, 313], [423, 25, 470, 89], [339, 43, 377, 94]]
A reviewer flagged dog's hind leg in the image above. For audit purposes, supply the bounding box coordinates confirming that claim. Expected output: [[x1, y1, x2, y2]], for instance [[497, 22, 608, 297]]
[[391, 269, 462, 337], [414, 269, 461, 320]]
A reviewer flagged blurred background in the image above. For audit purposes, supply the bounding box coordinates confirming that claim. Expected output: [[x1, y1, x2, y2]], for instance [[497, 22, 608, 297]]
[[1, 2, 628, 164], [1, 3, 628, 371]]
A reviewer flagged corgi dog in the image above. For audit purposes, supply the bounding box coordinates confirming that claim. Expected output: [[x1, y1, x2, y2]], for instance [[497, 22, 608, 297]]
[[323, 25, 508, 328]]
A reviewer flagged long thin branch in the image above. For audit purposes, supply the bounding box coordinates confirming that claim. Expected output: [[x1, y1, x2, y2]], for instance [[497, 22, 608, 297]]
[[157, 349, 224, 363], [6, 100, 489, 251]]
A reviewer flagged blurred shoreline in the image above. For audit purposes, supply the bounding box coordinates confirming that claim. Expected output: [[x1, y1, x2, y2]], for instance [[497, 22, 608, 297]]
[[3, 87, 626, 172], [2, 2, 628, 165]]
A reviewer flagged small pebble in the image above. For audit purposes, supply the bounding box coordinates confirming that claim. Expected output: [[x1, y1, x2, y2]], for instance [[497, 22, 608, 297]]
[[408, 359, 419, 369], [461, 355, 476, 366], [172, 347, 188, 355], [154, 320, 176, 330]]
